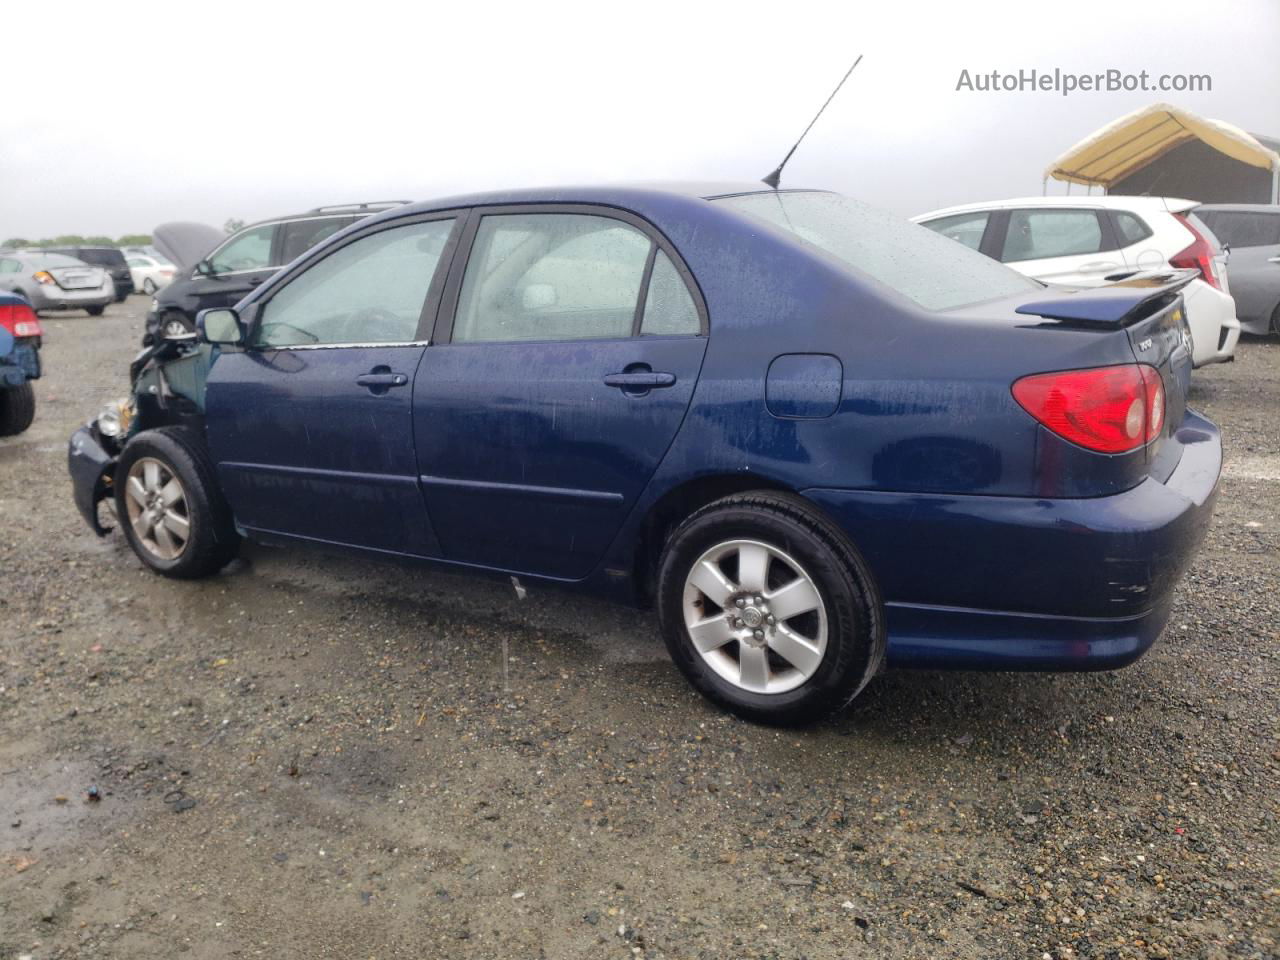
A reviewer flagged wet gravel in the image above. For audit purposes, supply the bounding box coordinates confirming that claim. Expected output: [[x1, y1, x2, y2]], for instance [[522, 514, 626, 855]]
[[0, 300, 1277, 960]]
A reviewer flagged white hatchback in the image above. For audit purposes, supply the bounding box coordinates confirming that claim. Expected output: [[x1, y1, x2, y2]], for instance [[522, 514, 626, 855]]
[[913, 196, 1239, 367]]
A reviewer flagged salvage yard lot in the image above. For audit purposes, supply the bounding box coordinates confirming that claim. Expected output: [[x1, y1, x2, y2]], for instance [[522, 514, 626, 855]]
[[1, 300, 1276, 960]]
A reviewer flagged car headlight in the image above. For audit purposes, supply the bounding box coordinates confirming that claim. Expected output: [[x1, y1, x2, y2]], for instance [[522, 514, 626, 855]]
[[97, 398, 134, 439]]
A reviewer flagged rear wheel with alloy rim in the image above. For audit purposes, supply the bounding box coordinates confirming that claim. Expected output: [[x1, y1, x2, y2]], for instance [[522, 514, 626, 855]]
[[143, 278, 157, 295], [114, 427, 239, 578], [657, 491, 884, 725]]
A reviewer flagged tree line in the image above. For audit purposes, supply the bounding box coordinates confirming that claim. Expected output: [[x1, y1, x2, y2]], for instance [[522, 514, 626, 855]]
[[1, 234, 153, 249]]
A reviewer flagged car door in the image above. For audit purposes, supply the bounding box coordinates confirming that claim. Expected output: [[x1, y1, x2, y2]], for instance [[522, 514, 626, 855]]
[[184, 222, 281, 311], [205, 214, 460, 556], [414, 207, 708, 580], [996, 208, 1122, 286]]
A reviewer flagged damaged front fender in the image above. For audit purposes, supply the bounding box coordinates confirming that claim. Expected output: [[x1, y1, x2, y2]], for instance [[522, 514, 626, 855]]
[[68, 426, 117, 535]]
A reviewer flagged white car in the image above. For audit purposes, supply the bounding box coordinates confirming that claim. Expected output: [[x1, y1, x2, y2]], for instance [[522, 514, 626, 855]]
[[125, 255, 176, 295], [913, 196, 1240, 367]]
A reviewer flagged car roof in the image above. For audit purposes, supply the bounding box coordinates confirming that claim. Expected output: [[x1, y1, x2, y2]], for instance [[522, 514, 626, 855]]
[[363, 181, 810, 222], [913, 194, 1196, 221]]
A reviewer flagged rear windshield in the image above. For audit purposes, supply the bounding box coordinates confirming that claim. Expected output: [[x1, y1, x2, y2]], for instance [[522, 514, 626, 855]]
[[29, 253, 85, 268], [713, 191, 1039, 310], [73, 248, 127, 268]]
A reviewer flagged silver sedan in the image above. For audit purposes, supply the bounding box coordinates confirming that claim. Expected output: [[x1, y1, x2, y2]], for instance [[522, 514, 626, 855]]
[[0, 251, 115, 315]]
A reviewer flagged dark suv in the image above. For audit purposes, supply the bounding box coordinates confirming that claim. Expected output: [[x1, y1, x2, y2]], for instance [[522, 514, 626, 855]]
[[148, 202, 406, 340], [43, 246, 133, 302]]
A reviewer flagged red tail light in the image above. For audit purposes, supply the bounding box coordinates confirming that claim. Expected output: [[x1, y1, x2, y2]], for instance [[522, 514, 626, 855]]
[[1013, 364, 1164, 454], [1170, 213, 1221, 290], [0, 302, 43, 339]]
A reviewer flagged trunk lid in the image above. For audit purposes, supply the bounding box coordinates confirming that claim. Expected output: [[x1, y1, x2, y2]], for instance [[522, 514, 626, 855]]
[[49, 265, 107, 290]]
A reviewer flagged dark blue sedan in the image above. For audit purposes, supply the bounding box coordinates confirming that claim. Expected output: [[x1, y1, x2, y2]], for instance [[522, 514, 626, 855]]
[[68, 183, 1220, 723]]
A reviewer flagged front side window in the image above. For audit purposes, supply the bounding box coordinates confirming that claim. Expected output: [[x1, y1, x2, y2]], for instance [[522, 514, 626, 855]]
[[921, 211, 990, 251], [279, 216, 357, 264], [1198, 211, 1280, 248], [0, 258, 21, 273], [208, 224, 274, 275], [454, 213, 659, 343], [253, 218, 455, 348], [1002, 209, 1103, 262], [715, 191, 1038, 311]]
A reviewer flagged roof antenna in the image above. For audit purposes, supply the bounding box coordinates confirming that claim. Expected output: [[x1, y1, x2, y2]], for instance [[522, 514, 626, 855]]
[[762, 54, 863, 189]]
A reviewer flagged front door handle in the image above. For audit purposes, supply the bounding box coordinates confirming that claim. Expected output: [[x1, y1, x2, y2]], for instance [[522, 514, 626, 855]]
[[356, 371, 409, 394], [603, 371, 676, 389]]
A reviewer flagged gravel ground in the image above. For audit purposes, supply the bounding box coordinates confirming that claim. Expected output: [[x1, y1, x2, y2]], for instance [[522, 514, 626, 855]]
[[1, 299, 1277, 960]]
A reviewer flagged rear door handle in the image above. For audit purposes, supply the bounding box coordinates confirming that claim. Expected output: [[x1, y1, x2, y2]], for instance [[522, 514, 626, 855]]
[[603, 372, 676, 389]]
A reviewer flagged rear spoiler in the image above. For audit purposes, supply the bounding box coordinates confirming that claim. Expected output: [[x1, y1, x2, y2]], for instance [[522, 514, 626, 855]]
[[1015, 270, 1198, 328]]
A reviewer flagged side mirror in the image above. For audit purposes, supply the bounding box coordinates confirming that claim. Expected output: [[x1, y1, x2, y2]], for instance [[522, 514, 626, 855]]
[[198, 308, 244, 345], [194, 259, 216, 278]]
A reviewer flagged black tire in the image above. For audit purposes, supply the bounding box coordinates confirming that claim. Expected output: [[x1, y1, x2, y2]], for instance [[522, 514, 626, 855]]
[[1271, 302, 1280, 337], [656, 491, 884, 725], [0, 382, 35, 436], [86, 305, 105, 317], [160, 311, 194, 337], [114, 426, 239, 578]]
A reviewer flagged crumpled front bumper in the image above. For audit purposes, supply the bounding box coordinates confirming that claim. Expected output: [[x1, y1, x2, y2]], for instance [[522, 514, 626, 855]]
[[67, 425, 116, 535]]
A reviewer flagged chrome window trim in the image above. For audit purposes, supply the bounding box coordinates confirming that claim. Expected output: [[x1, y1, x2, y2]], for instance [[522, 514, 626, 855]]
[[254, 340, 430, 351]]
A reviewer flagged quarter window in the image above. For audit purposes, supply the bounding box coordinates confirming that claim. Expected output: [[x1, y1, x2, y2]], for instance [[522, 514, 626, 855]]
[[253, 219, 455, 348], [1112, 212, 1152, 246], [208, 224, 274, 275], [454, 213, 665, 343], [1002, 210, 1104, 262], [921, 211, 990, 252], [640, 250, 700, 335]]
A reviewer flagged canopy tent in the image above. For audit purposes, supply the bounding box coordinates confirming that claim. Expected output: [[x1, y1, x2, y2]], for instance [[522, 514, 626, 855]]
[[1045, 102, 1280, 200]]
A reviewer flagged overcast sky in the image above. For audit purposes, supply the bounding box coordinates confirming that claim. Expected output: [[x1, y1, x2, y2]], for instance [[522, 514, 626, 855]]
[[2, 0, 1277, 239]]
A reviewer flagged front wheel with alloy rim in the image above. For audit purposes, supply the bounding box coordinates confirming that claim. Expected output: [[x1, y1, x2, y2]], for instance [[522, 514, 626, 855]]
[[160, 311, 193, 338], [114, 427, 239, 578], [657, 491, 884, 725]]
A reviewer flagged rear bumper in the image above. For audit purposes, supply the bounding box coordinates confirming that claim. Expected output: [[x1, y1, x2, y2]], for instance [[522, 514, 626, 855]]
[[67, 425, 116, 535], [30, 287, 114, 310], [1183, 280, 1239, 366], [803, 410, 1221, 670]]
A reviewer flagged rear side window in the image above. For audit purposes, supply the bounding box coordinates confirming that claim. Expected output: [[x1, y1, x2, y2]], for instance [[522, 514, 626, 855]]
[[453, 213, 699, 342], [1197, 211, 1280, 248], [716, 191, 1037, 311], [920, 211, 990, 251], [279, 216, 357, 264], [255, 219, 454, 348], [1002, 209, 1103, 262], [1112, 211, 1152, 246], [209, 224, 274, 275]]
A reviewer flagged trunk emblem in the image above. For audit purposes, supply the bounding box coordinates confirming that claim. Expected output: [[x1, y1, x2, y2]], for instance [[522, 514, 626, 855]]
[[1137, 338, 1153, 352]]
